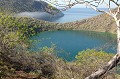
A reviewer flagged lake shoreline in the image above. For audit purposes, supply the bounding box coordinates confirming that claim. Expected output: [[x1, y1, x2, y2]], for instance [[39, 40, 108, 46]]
[[29, 30, 117, 61]]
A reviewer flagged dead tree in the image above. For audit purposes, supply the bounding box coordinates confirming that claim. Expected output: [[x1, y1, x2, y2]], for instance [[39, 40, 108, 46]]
[[41, 0, 120, 79], [84, 1, 120, 78]]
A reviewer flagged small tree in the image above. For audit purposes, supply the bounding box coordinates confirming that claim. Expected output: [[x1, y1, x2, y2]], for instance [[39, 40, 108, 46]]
[[41, 0, 120, 79]]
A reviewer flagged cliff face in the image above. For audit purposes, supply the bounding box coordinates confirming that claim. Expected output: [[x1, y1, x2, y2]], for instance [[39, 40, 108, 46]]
[[0, 0, 64, 21]]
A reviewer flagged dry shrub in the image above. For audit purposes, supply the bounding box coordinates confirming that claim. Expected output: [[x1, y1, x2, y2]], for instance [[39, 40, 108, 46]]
[[0, 25, 56, 78], [52, 49, 119, 79], [0, 25, 119, 79]]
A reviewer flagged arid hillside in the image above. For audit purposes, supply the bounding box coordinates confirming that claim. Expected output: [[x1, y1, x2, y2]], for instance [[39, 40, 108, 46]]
[[58, 9, 118, 34]]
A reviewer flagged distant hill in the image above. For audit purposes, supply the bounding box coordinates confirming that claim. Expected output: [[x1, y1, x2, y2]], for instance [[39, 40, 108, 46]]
[[0, 0, 117, 33], [0, 0, 64, 21], [0, 0, 57, 13], [57, 8, 119, 34]]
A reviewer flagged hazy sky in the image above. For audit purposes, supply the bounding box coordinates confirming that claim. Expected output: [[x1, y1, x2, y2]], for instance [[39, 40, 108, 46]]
[[72, 0, 119, 8], [40, 0, 119, 8]]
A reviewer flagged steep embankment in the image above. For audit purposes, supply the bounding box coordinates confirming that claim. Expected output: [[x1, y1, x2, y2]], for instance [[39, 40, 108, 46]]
[[58, 9, 118, 34]]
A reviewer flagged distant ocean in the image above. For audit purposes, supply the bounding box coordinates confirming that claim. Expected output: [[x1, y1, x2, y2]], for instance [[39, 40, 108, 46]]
[[51, 8, 108, 23]]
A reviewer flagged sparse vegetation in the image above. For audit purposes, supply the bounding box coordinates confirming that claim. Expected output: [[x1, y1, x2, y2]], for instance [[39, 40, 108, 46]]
[[58, 12, 117, 34], [0, 0, 120, 79], [0, 0, 60, 14]]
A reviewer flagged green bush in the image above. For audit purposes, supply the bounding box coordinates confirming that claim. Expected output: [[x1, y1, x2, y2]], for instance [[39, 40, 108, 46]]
[[75, 49, 116, 78], [76, 49, 114, 65]]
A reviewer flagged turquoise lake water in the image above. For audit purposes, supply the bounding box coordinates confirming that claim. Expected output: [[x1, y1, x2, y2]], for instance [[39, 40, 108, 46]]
[[29, 8, 116, 61], [29, 30, 117, 61]]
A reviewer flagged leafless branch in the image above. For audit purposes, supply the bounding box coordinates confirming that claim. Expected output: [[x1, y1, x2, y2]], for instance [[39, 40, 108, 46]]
[[40, 0, 120, 79]]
